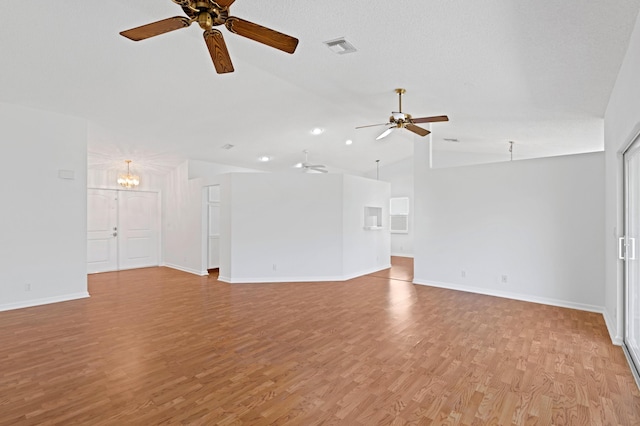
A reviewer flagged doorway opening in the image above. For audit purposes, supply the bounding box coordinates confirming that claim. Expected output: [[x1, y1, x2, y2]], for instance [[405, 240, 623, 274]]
[[370, 256, 414, 282]]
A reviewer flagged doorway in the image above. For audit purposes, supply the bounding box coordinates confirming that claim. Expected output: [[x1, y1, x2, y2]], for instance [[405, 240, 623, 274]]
[[623, 135, 640, 379], [369, 256, 414, 282], [87, 188, 160, 273]]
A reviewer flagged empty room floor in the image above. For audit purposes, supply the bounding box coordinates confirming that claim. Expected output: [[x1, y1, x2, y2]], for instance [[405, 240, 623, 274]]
[[0, 264, 638, 425]]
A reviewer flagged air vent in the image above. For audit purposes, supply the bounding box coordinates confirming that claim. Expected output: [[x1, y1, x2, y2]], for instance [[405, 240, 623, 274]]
[[221, 144, 235, 150], [323, 37, 357, 55], [443, 138, 459, 143]]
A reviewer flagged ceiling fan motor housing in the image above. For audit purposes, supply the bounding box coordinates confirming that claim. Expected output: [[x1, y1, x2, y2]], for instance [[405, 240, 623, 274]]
[[355, 89, 447, 138], [198, 12, 214, 29]]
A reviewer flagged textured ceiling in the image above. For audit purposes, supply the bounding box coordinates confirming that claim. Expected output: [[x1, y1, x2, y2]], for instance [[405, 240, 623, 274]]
[[1, 1, 639, 174]]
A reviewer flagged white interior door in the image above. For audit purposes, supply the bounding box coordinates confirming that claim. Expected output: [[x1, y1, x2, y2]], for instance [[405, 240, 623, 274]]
[[118, 191, 160, 270], [87, 189, 118, 273], [624, 136, 640, 377]]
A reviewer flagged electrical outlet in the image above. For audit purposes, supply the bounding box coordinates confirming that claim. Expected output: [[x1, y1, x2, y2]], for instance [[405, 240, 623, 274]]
[[25, 283, 31, 292], [273, 264, 277, 271], [501, 275, 508, 284], [461, 270, 466, 278]]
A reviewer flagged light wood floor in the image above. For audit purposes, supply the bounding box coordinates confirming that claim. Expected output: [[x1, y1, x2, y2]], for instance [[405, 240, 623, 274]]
[[1, 258, 639, 425]]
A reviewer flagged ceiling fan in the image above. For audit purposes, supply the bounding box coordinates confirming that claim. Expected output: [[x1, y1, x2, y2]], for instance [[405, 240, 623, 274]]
[[295, 150, 328, 173], [119, 0, 299, 74], [356, 88, 449, 140]]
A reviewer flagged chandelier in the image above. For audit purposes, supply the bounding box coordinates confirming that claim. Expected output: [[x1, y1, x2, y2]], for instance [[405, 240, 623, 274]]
[[117, 160, 140, 188]]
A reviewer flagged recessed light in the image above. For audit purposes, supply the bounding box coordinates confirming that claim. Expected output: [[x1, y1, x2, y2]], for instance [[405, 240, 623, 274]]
[[311, 128, 324, 136], [258, 156, 271, 162], [345, 139, 353, 145]]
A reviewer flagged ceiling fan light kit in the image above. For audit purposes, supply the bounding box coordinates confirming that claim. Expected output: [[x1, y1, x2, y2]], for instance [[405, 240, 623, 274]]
[[357, 88, 449, 140], [120, 0, 299, 74]]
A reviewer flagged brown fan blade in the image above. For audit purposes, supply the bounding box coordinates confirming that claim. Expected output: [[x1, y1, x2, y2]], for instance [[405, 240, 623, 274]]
[[410, 115, 449, 124], [405, 123, 431, 137], [225, 17, 298, 54], [204, 30, 234, 74], [120, 17, 192, 41], [214, 0, 236, 7], [355, 123, 390, 129]]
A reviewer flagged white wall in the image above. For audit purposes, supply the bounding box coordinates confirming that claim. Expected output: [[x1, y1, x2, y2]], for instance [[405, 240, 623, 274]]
[[603, 10, 640, 342], [188, 159, 261, 183], [163, 160, 259, 276], [219, 173, 233, 279], [414, 147, 606, 312], [220, 173, 390, 282], [87, 168, 166, 192], [366, 157, 415, 257], [342, 175, 391, 277], [163, 161, 210, 275], [0, 103, 88, 311], [222, 173, 344, 282], [432, 149, 513, 168]]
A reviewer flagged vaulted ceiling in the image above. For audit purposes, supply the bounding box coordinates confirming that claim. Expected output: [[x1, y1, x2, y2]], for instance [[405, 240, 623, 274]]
[[1, 1, 639, 174]]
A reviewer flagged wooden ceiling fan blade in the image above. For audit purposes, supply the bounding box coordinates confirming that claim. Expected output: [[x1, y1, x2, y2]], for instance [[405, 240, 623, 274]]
[[120, 16, 192, 41], [356, 123, 390, 129], [225, 17, 298, 54], [204, 29, 234, 74], [411, 115, 449, 124], [405, 123, 431, 137], [214, 0, 236, 7]]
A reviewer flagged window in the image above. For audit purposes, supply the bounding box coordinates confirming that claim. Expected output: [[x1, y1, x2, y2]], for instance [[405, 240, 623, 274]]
[[390, 197, 409, 233]]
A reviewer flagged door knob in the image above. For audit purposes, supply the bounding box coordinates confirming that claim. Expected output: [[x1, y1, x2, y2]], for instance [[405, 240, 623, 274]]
[[113, 232, 118, 237]]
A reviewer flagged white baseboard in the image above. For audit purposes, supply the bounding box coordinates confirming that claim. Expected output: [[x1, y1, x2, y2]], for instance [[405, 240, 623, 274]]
[[390, 253, 414, 258], [163, 263, 208, 276], [603, 308, 623, 345], [0, 292, 90, 312], [221, 264, 392, 284], [413, 279, 604, 314], [622, 345, 640, 390]]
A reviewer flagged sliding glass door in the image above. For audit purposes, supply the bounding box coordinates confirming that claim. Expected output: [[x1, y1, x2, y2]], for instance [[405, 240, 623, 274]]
[[624, 136, 640, 376]]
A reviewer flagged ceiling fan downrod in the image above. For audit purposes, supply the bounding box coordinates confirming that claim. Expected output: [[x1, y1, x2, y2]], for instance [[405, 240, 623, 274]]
[[395, 88, 406, 113]]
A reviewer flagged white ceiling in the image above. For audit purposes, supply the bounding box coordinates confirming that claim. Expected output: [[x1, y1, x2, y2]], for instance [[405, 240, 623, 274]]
[[1, 1, 639, 174]]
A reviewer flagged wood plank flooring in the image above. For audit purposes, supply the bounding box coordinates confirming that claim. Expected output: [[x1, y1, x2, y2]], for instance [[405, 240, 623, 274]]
[[1, 259, 639, 425]]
